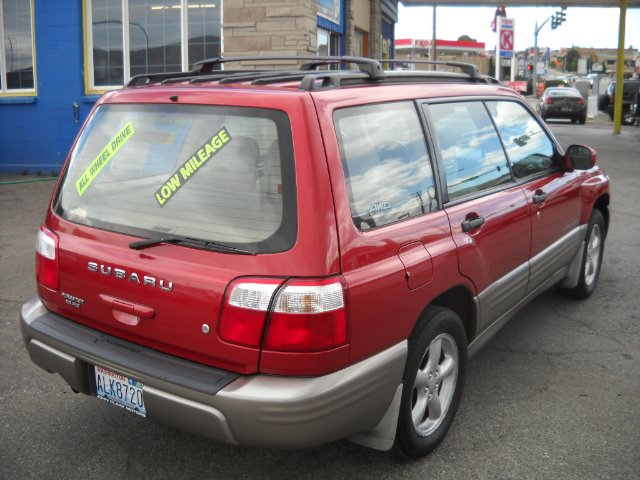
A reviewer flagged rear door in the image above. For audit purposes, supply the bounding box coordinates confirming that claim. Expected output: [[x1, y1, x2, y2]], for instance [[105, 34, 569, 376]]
[[425, 100, 531, 333], [328, 100, 455, 364]]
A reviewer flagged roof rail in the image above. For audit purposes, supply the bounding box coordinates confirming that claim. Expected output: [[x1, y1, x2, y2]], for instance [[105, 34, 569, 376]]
[[126, 56, 488, 91], [127, 55, 385, 87], [381, 59, 482, 81], [193, 56, 385, 80], [184, 70, 284, 85], [127, 70, 197, 87]]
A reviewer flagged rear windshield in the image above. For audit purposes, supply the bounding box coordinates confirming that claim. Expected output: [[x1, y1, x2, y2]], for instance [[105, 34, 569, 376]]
[[56, 104, 296, 253], [547, 88, 581, 97]]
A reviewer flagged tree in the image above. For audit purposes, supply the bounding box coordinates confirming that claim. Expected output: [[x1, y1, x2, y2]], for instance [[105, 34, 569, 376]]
[[565, 48, 580, 73], [458, 35, 477, 43]]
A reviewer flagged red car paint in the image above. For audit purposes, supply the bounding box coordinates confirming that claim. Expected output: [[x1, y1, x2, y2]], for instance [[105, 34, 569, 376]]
[[35, 77, 609, 379]]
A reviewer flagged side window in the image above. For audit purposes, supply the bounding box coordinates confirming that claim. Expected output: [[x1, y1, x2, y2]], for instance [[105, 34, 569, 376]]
[[486, 101, 556, 178], [334, 102, 437, 230], [427, 101, 512, 201]]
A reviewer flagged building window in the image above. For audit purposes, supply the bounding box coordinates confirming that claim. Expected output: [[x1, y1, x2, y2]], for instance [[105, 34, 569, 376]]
[[354, 28, 368, 57], [317, 27, 339, 64], [85, 0, 221, 92], [380, 17, 393, 62], [0, 0, 36, 95]]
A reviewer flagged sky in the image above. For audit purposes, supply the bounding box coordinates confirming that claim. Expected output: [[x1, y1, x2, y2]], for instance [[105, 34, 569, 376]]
[[395, 5, 640, 52]]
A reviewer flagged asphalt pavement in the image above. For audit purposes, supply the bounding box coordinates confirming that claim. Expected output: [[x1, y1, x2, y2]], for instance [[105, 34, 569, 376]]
[[1, 121, 639, 480]]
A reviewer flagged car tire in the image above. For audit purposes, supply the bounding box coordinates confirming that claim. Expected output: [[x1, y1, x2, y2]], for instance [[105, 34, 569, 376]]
[[571, 118, 577, 124], [579, 116, 586, 125], [393, 306, 467, 458], [559, 209, 605, 299], [597, 94, 608, 112]]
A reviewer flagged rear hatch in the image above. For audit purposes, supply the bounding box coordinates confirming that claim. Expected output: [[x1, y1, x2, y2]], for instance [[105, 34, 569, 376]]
[[546, 89, 584, 111], [37, 97, 336, 374]]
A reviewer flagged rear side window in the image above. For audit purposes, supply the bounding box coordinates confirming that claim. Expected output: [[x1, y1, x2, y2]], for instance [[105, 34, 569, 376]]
[[486, 101, 556, 178], [334, 102, 437, 230], [56, 104, 296, 253], [427, 101, 512, 201]]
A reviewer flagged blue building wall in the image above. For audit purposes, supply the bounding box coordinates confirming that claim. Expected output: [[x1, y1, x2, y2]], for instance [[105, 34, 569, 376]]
[[0, 0, 395, 174], [0, 0, 92, 174]]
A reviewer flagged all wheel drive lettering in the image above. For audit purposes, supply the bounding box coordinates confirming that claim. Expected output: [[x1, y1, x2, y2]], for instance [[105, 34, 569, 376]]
[[75, 122, 135, 197], [154, 127, 232, 207]]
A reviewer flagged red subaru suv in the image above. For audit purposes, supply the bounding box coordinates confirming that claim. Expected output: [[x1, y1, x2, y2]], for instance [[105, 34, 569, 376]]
[[21, 57, 609, 458]]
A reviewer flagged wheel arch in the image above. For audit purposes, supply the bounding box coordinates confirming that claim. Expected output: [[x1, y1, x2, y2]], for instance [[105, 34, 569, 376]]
[[593, 193, 610, 238], [426, 285, 477, 345]]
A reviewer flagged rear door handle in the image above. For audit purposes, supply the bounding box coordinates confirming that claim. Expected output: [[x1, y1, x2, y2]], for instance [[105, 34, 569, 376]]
[[533, 191, 548, 204], [461, 216, 485, 232]]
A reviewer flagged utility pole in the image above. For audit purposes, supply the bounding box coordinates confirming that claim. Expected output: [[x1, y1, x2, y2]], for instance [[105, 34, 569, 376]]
[[431, 6, 437, 62], [533, 7, 567, 96], [532, 16, 552, 97]]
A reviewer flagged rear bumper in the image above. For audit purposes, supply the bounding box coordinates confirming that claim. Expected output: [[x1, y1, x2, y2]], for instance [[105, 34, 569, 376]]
[[541, 106, 586, 119], [20, 296, 406, 449]]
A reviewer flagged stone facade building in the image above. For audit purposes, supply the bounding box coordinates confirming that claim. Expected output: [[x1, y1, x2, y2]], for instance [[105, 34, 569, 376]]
[[224, 1, 399, 69]]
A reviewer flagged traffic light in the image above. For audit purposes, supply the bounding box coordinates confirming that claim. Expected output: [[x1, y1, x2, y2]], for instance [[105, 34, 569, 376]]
[[527, 64, 533, 72], [552, 6, 567, 30], [556, 7, 567, 25]]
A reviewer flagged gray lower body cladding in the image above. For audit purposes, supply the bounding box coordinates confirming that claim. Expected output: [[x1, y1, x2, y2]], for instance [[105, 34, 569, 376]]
[[20, 296, 406, 449]]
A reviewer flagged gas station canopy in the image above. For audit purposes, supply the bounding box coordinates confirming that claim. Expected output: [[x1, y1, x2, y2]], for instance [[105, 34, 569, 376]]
[[401, 1, 640, 6]]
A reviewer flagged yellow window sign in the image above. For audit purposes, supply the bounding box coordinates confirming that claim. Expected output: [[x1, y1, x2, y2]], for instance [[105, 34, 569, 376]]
[[154, 127, 232, 207], [76, 122, 136, 196]]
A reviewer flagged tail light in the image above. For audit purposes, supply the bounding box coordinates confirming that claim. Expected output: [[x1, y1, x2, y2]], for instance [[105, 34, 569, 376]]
[[577, 98, 585, 105], [545, 97, 554, 104], [36, 226, 59, 290], [219, 279, 282, 347], [264, 278, 347, 352], [219, 276, 348, 352]]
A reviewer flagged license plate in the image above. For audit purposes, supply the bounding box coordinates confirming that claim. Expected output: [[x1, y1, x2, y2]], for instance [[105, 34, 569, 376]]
[[561, 106, 571, 112], [95, 366, 146, 417]]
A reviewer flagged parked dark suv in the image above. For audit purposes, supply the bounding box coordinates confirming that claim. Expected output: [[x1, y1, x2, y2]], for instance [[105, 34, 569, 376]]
[[21, 56, 610, 458], [598, 79, 640, 120]]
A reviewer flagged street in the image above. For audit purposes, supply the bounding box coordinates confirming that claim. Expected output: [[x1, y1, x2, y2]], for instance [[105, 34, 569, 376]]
[[1, 121, 639, 480]]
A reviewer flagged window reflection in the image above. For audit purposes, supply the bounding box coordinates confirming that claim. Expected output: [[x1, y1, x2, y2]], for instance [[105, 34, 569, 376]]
[[187, 0, 221, 68], [428, 102, 512, 200], [92, 0, 124, 86], [486, 101, 555, 178], [2, 0, 35, 90], [89, 0, 221, 88], [129, 0, 181, 76], [335, 102, 437, 230]]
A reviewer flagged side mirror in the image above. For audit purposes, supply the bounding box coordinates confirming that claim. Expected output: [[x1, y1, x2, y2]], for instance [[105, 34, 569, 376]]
[[564, 145, 596, 171]]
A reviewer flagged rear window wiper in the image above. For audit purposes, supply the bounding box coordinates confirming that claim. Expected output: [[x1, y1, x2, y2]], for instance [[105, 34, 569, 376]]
[[129, 236, 255, 255]]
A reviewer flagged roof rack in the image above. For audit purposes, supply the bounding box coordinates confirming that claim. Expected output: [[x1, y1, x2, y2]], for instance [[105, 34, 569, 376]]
[[194, 56, 384, 80], [381, 59, 482, 81], [126, 55, 486, 91], [126, 55, 384, 88]]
